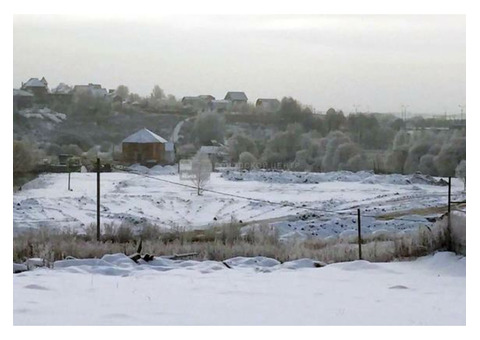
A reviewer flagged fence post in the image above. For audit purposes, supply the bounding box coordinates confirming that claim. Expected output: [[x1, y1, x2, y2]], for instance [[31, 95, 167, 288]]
[[68, 171, 71, 191], [447, 176, 452, 251], [357, 208, 362, 260], [97, 158, 101, 242], [448, 176, 451, 214]]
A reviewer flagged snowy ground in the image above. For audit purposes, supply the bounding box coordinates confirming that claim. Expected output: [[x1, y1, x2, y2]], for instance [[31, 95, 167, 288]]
[[13, 251, 465, 325], [13, 168, 465, 239]]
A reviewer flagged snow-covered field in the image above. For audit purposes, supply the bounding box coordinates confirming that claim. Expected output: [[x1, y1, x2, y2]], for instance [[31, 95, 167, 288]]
[[13, 168, 465, 239], [13, 251, 465, 325]]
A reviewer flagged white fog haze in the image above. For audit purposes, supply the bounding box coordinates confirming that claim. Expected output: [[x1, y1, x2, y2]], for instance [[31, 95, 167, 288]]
[[13, 14, 465, 114]]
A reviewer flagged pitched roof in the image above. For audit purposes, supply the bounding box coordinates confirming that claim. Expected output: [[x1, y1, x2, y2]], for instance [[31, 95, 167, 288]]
[[122, 128, 168, 144], [225, 91, 248, 101], [52, 83, 73, 94], [23, 78, 48, 88]]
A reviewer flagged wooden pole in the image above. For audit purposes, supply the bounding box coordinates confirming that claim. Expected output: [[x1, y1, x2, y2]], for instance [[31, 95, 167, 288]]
[[357, 208, 362, 260], [68, 171, 71, 191], [447, 176, 452, 251], [97, 158, 101, 242], [448, 176, 451, 214]]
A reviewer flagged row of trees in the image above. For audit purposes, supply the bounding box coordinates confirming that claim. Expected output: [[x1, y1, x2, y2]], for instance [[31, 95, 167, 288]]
[[188, 97, 466, 178]]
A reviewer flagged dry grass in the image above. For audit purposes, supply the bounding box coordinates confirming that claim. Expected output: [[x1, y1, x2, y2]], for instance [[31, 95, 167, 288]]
[[13, 216, 455, 264]]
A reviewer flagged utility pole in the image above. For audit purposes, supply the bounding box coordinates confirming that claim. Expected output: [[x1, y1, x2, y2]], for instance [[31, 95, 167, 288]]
[[459, 105, 465, 121], [97, 158, 101, 242], [357, 209, 362, 260], [353, 104, 360, 114], [401, 105, 409, 122]]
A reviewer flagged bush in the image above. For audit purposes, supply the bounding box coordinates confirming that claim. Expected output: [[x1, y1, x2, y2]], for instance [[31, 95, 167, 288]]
[[13, 141, 37, 174], [238, 151, 257, 170], [228, 134, 258, 162]]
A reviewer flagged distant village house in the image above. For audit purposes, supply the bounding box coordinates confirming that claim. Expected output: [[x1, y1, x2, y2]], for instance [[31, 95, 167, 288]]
[[72, 83, 108, 100], [224, 91, 248, 104], [208, 100, 231, 112], [182, 95, 216, 112], [20, 77, 49, 103], [255, 98, 281, 112], [13, 89, 34, 111]]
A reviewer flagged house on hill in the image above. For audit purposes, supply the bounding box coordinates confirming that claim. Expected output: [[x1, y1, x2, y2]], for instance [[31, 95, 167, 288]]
[[21, 77, 49, 102], [208, 100, 231, 112], [122, 128, 175, 165], [182, 95, 216, 112], [72, 83, 108, 99], [256, 98, 281, 112], [13, 89, 34, 111], [224, 91, 248, 104], [50, 83, 73, 105]]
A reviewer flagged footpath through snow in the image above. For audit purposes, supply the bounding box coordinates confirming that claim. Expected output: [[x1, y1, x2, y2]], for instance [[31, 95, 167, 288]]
[[13, 252, 465, 325]]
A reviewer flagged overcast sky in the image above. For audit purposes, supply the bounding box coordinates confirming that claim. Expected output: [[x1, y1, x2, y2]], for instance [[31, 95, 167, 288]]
[[13, 14, 465, 115]]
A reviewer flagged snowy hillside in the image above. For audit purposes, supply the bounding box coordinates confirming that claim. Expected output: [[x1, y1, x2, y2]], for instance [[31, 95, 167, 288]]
[[13, 251, 465, 325]]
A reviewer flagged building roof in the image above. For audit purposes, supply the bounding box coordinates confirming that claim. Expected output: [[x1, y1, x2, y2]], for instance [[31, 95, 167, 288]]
[[198, 95, 215, 101], [51, 83, 73, 94], [256, 98, 280, 105], [225, 92, 248, 101], [122, 128, 168, 144], [182, 96, 203, 102], [73, 84, 107, 98], [23, 78, 48, 88], [13, 89, 34, 97]]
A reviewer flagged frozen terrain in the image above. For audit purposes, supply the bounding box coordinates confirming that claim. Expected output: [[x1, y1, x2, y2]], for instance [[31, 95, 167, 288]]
[[13, 251, 465, 325], [13, 169, 465, 239]]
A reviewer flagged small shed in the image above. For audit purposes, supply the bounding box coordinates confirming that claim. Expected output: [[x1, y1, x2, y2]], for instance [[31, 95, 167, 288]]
[[122, 128, 173, 165]]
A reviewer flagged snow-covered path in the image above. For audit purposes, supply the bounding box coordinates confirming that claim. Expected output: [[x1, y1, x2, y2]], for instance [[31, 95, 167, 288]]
[[13, 252, 465, 325]]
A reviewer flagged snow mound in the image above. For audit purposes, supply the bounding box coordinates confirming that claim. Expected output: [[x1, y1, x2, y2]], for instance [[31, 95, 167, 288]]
[[414, 252, 466, 276], [222, 170, 447, 186], [281, 258, 326, 269], [338, 260, 381, 271], [128, 164, 149, 174], [54, 258, 113, 269], [224, 256, 281, 268], [148, 165, 178, 175]]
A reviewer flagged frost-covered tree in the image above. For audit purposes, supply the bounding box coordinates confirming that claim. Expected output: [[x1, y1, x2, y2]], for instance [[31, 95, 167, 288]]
[[193, 112, 226, 146], [190, 153, 212, 195], [228, 134, 258, 162], [13, 141, 37, 174], [238, 151, 257, 170], [115, 85, 129, 100]]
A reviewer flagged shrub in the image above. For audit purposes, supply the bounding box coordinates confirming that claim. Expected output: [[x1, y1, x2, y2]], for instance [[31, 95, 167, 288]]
[[13, 141, 38, 174], [238, 151, 257, 170]]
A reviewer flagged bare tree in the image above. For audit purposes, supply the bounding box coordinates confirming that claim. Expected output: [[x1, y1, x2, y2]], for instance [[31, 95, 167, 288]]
[[190, 153, 212, 195]]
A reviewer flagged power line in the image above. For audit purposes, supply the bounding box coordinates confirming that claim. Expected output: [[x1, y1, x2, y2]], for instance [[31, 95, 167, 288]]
[[113, 166, 457, 222]]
